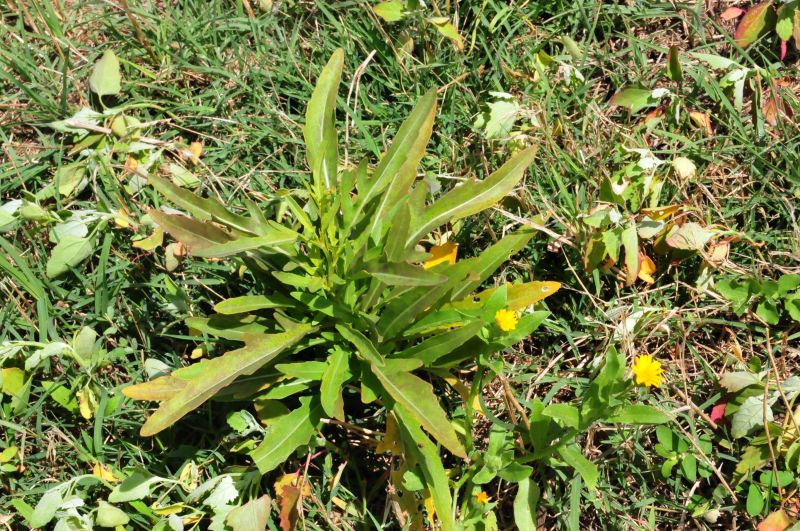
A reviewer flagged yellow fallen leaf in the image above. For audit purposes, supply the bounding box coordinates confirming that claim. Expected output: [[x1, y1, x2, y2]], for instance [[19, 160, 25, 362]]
[[124, 155, 139, 173], [640, 205, 681, 221], [274, 472, 311, 500], [92, 462, 121, 483], [423, 490, 436, 524], [638, 254, 656, 284], [441, 373, 484, 416], [77, 387, 96, 420], [376, 413, 402, 455], [188, 141, 203, 161], [424, 242, 458, 269]]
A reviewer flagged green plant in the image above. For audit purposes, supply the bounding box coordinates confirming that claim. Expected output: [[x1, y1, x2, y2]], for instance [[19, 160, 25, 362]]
[[123, 48, 560, 529], [716, 274, 800, 324]]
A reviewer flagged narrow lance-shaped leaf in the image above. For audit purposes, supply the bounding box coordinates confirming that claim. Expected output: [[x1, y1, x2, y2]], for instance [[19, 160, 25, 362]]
[[406, 146, 536, 246], [304, 49, 344, 191], [135, 324, 314, 436], [394, 320, 484, 366], [447, 228, 535, 301], [191, 231, 298, 258], [365, 262, 447, 286], [621, 223, 638, 286], [362, 88, 437, 237], [250, 396, 322, 473], [149, 209, 232, 251], [393, 404, 456, 531], [320, 350, 350, 420], [371, 365, 466, 458], [148, 175, 256, 235]]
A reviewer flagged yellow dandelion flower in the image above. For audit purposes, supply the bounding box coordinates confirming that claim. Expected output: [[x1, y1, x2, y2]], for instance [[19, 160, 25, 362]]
[[475, 491, 489, 504], [632, 354, 664, 388], [494, 309, 518, 332]]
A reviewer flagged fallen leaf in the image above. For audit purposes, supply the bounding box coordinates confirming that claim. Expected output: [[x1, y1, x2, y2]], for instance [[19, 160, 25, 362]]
[[424, 242, 458, 269], [376, 413, 402, 455], [278, 484, 301, 531], [92, 462, 121, 483], [689, 111, 713, 136], [757, 509, 792, 531], [641, 205, 681, 221], [705, 239, 730, 266], [188, 141, 203, 161], [638, 254, 656, 284], [710, 398, 729, 424], [721, 7, 746, 20], [275, 473, 311, 499], [672, 157, 696, 180]]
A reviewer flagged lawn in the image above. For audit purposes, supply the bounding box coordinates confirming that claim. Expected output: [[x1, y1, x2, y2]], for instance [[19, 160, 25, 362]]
[[1, 0, 800, 529]]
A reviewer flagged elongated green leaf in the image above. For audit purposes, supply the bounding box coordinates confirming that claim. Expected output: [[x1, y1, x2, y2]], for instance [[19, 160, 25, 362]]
[[393, 404, 455, 531], [621, 223, 638, 286], [249, 396, 321, 473], [363, 88, 437, 235], [46, 235, 95, 278], [148, 175, 255, 234], [372, 366, 465, 458], [321, 350, 350, 420], [666, 46, 683, 82], [305, 49, 344, 191], [406, 146, 536, 245], [186, 314, 273, 341], [557, 445, 598, 489], [606, 404, 669, 424], [192, 231, 297, 258], [384, 202, 412, 262], [139, 325, 314, 436], [448, 228, 535, 301], [214, 294, 294, 314], [377, 284, 450, 340], [365, 262, 446, 286], [335, 324, 384, 366], [513, 478, 540, 531], [275, 361, 327, 380], [149, 210, 232, 251], [394, 321, 483, 365]]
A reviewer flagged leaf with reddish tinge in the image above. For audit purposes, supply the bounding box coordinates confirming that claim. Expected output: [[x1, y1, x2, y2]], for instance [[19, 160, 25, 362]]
[[278, 484, 301, 531], [735, 2, 777, 47], [757, 510, 792, 531], [722, 7, 746, 21]]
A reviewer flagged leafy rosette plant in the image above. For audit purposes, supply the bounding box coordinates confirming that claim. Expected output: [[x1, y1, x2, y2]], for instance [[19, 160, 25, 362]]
[[124, 49, 559, 528]]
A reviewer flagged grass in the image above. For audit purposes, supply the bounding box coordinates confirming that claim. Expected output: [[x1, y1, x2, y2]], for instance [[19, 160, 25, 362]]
[[2, 0, 800, 529]]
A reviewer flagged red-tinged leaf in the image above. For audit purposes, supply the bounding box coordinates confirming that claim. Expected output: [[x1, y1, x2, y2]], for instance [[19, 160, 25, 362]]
[[757, 509, 792, 531], [710, 399, 728, 424], [721, 7, 746, 21], [735, 2, 777, 47], [278, 484, 301, 531]]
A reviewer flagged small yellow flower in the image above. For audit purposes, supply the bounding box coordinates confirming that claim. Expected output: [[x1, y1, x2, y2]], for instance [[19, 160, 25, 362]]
[[475, 491, 489, 504], [632, 354, 664, 388], [494, 309, 518, 332]]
